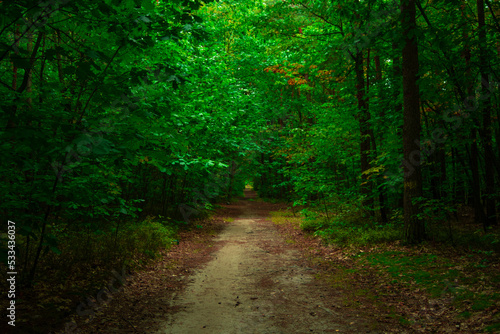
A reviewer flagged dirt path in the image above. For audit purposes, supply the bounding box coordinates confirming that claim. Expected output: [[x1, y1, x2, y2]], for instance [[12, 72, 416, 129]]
[[71, 190, 390, 334], [156, 191, 381, 334]]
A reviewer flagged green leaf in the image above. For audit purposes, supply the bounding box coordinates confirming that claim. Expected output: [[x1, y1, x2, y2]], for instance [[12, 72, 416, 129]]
[[138, 15, 151, 23], [50, 246, 62, 255], [142, 0, 155, 11], [92, 139, 113, 155]]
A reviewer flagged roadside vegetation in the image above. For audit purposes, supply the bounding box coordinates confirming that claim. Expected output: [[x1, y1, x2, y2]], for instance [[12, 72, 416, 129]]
[[271, 207, 500, 332]]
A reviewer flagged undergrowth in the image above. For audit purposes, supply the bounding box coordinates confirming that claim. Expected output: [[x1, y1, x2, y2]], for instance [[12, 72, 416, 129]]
[[270, 205, 500, 333], [298, 205, 402, 247], [0, 216, 184, 332], [357, 249, 500, 331], [294, 201, 500, 252]]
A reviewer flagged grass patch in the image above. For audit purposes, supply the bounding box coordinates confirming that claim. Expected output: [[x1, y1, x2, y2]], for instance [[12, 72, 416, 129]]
[[315, 224, 401, 246], [398, 316, 413, 326], [270, 210, 301, 226], [485, 322, 500, 332], [359, 251, 459, 297]]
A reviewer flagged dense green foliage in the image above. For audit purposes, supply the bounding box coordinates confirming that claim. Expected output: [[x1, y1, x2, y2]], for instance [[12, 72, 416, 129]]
[[213, 0, 500, 243], [0, 0, 258, 289]]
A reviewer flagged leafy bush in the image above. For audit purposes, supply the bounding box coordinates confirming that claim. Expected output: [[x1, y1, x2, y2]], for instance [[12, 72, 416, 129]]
[[446, 229, 500, 252], [126, 218, 178, 259], [39, 216, 179, 278], [299, 208, 324, 231], [297, 205, 402, 246]]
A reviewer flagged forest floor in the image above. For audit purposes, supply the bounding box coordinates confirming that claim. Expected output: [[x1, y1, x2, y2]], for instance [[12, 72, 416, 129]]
[[68, 189, 401, 334], [62, 190, 499, 334]]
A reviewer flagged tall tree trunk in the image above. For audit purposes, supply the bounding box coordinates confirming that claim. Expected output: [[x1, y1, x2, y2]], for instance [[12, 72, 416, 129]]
[[355, 50, 373, 213], [392, 41, 404, 209], [371, 51, 388, 222], [402, 0, 425, 243], [461, 10, 487, 225], [470, 130, 486, 221], [477, 0, 497, 229]]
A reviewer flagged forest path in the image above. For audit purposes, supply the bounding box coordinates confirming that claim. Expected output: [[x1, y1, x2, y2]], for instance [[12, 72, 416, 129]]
[[156, 190, 380, 334]]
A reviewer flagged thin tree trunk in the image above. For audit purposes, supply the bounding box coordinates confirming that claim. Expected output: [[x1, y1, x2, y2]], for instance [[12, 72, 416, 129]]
[[371, 51, 388, 223], [462, 13, 487, 225], [477, 0, 497, 229], [392, 41, 404, 209], [355, 50, 373, 212]]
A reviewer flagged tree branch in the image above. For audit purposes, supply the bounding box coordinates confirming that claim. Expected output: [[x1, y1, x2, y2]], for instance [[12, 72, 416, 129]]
[[77, 44, 124, 125], [297, 1, 343, 30], [0, 5, 60, 63], [17, 31, 44, 93], [485, 0, 500, 33]]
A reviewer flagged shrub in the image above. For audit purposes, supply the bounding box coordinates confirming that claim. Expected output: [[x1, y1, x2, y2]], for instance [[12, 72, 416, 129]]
[[125, 217, 178, 259], [297, 204, 402, 246]]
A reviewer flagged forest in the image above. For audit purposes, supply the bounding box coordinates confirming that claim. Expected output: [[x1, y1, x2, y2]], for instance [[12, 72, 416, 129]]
[[1, 0, 499, 332]]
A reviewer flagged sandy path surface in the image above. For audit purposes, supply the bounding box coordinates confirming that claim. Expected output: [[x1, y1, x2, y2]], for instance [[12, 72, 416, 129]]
[[157, 191, 380, 334]]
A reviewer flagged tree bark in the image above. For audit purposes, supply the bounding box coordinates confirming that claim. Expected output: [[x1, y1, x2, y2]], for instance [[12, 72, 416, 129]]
[[402, 0, 425, 243], [371, 51, 388, 222], [355, 50, 373, 212], [477, 0, 497, 229], [392, 41, 404, 209], [461, 9, 487, 225]]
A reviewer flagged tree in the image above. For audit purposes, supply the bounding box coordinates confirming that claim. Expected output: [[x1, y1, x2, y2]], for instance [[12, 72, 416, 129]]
[[477, 0, 497, 230], [401, 0, 425, 243]]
